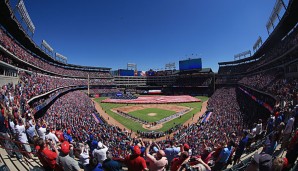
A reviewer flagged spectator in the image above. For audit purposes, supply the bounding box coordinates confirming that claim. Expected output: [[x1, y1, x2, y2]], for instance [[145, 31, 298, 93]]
[[282, 115, 295, 148], [124, 145, 148, 171], [164, 141, 180, 166], [102, 153, 122, 171], [213, 140, 235, 171], [86, 134, 98, 153], [55, 127, 65, 142], [79, 144, 90, 170], [14, 118, 32, 156], [0, 109, 9, 145], [233, 131, 248, 165], [255, 119, 263, 140], [285, 129, 298, 169], [25, 119, 36, 143], [272, 157, 288, 171], [191, 157, 211, 171], [93, 142, 108, 164], [63, 129, 73, 143], [170, 151, 190, 171], [88, 158, 104, 171], [37, 121, 47, 140], [263, 133, 278, 155], [36, 138, 59, 171], [57, 141, 80, 171], [245, 152, 272, 171], [145, 140, 168, 171]]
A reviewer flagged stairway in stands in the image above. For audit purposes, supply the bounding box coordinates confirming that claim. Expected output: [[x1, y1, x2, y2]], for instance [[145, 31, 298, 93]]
[[0, 147, 44, 171]]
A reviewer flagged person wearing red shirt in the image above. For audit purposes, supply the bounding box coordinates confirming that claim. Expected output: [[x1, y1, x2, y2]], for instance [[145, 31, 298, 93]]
[[170, 151, 190, 171], [54, 127, 64, 142], [124, 145, 148, 171], [36, 138, 60, 171]]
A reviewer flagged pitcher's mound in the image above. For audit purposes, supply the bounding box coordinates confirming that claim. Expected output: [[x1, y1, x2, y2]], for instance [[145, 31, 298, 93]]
[[142, 123, 163, 130], [148, 113, 157, 116]]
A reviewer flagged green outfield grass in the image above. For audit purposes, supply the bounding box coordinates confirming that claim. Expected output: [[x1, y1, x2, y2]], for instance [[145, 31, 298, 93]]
[[94, 96, 208, 132], [128, 108, 176, 122]]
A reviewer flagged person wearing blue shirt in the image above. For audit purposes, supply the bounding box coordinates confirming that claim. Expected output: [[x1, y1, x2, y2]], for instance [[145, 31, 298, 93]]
[[233, 132, 248, 165], [264, 133, 278, 155], [87, 134, 98, 153], [214, 140, 235, 171], [64, 129, 73, 143], [102, 153, 122, 171], [164, 141, 180, 169], [88, 158, 104, 171]]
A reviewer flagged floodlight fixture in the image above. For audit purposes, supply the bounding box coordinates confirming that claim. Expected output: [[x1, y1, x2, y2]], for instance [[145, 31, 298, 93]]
[[127, 63, 137, 71], [234, 50, 251, 60], [253, 36, 263, 52], [55, 52, 68, 63], [17, 0, 35, 34], [266, 0, 287, 34], [41, 40, 54, 52], [165, 62, 175, 70]]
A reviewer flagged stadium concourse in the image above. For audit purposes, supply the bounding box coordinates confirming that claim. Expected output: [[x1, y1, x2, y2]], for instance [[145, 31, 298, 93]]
[[1, 0, 298, 171]]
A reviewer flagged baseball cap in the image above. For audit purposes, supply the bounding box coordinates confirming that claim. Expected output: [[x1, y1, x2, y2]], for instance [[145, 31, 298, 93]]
[[67, 129, 71, 134], [184, 143, 190, 151], [61, 141, 70, 155], [98, 142, 103, 149], [134, 145, 141, 155]]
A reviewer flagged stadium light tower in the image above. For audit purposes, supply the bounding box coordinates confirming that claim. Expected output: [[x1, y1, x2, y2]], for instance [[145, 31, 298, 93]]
[[41, 40, 54, 57], [16, 0, 35, 37], [253, 36, 263, 53], [127, 63, 137, 71], [165, 62, 175, 70], [234, 50, 251, 61], [266, 0, 287, 35], [55, 53, 68, 64]]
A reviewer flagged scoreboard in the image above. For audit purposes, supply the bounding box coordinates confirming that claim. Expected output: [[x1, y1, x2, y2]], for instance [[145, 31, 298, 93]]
[[179, 58, 202, 71]]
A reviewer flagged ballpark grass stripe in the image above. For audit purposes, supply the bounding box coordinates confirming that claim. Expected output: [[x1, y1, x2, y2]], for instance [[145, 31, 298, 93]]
[[128, 108, 176, 122]]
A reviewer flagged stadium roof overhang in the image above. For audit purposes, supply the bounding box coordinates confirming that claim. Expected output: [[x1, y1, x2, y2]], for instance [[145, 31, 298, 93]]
[[218, 0, 298, 67], [0, 1, 110, 71]]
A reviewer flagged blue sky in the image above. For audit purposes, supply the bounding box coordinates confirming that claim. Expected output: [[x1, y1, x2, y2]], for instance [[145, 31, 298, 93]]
[[15, 0, 285, 72]]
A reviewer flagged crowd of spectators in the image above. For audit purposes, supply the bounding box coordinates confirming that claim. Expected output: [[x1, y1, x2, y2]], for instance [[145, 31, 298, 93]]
[[88, 88, 119, 94], [218, 62, 257, 75], [175, 76, 212, 87], [218, 26, 298, 78], [239, 71, 278, 90], [247, 26, 298, 72], [110, 94, 138, 100], [1, 70, 298, 170], [0, 70, 115, 108], [137, 124, 183, 139], [239, 70, 297, 115], [0, 27, 112, 78]]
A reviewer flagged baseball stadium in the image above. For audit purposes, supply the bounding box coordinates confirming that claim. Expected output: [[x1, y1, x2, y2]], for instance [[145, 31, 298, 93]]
[[0, 0, 298, 171]]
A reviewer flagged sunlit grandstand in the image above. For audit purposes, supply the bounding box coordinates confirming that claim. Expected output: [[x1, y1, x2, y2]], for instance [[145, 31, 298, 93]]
[[0, 0, 298, 171]]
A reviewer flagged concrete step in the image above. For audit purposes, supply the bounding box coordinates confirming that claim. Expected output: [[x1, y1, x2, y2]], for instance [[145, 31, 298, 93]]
[[0, 147, 44, 171]]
